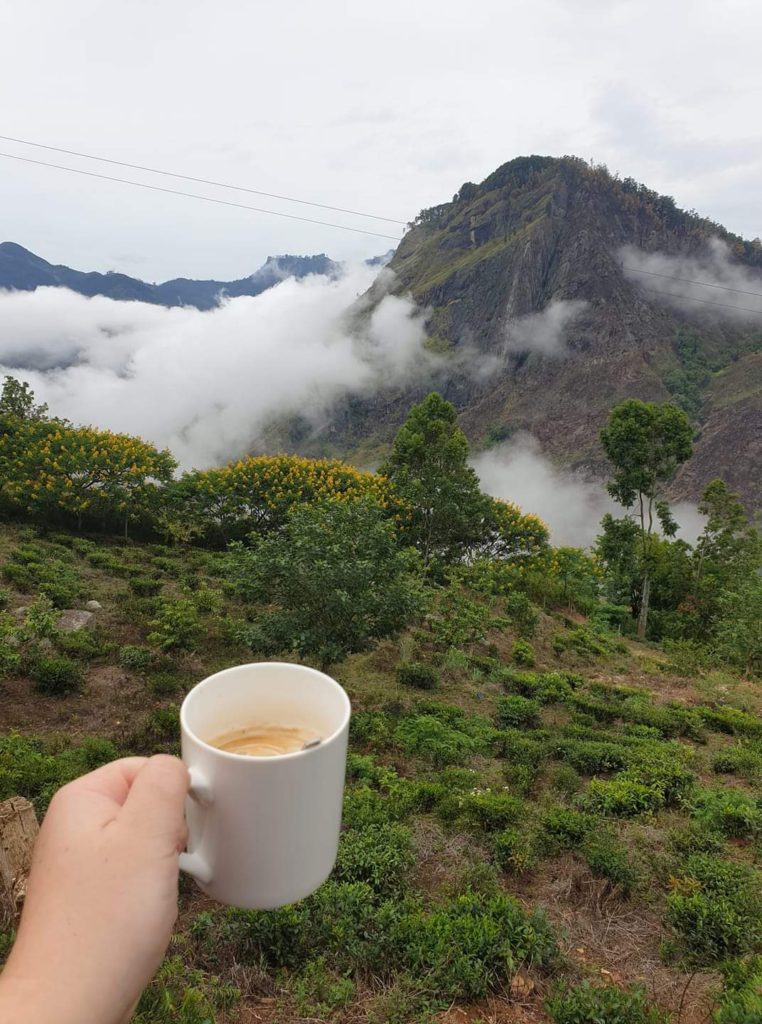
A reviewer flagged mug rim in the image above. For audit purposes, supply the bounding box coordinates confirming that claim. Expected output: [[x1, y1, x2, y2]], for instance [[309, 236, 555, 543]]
[[180, 661, 351, 763]]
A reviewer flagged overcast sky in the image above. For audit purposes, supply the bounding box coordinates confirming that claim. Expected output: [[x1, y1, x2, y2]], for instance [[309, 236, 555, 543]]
[[2, 0, 761, 282]]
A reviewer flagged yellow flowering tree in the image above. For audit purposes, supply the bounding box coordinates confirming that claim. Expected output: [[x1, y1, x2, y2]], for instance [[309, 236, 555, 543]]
[[1, 418, 176, 534], [167, 454, 404, 544]]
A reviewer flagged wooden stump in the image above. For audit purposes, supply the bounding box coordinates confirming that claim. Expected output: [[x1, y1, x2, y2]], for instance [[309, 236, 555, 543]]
[[0, 797, 39, 921]]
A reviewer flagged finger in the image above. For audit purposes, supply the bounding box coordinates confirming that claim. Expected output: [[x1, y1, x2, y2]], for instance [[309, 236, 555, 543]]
[[73, 757, 149, 805], [120, 755, 190, 847]]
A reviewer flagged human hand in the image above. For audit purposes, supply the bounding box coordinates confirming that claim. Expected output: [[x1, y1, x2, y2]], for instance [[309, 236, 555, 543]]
[[0, 755, 189, 1024]]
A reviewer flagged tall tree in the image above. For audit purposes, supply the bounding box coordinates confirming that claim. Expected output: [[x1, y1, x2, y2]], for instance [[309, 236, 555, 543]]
[[600, 399, 693, 640], [380, 393, 489, 566], [0, 376, 48, 421]]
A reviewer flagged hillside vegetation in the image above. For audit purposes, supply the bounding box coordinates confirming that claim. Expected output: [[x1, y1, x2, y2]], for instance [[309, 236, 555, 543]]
[[1, 380, 761, 1024]]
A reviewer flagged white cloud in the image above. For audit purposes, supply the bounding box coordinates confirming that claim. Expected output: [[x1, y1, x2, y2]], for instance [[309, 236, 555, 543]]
[[472, 435, 703, 547], [504, 299, 588, 356], [621, 239, 762, 321], [0, 267, 432, 469]]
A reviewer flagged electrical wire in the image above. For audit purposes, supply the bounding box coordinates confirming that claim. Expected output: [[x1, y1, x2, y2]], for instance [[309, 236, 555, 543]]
[[624, 264, 762, 298], [0, 151, 403, 241], [0, 132, 407, 225], [638, 284, 762, 315]]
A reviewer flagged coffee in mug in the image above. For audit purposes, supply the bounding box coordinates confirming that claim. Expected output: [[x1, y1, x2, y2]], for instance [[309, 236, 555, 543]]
[[179, 662, 350, 910]]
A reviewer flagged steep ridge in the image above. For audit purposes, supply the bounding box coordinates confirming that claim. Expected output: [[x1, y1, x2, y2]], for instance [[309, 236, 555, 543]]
[[330, 157, 762, 511]]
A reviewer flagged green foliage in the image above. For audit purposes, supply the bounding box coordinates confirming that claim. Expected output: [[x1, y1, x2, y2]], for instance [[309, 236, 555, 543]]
[[54, 627, 104, 660], [0, 732, 117, 812], [2, 548, 83, 607], [454, 789, 524, 833], [504, 591, 539, 636], [512, 638, 535, 666], [713, 742, 762, 782], [290, 957, 356, 1019], [133, 955, 238, 1024], [147, 671, 183, 696], [666, 855, 762, 964], [582, 833, 638, 893], [129, 575, 163, 597], [148, 599, 203, 652], [396, 661, 438, 690], [495, 695, 541, 729], [228, 498, 425, 667], [31, 655, 84, 695], [0, 588, 9, 610], [429, 588, 506, 649], [394, 715, 481, 767], [119, 644, 155, 672], [380, 392, 490, 565], [335, 823, 414, 896], [691, 788, 762, 839], [539, 808, 596, 851], [714, 575, 762, 676], [546, 981, 668, 1024], [493, 827, 540, 874], [600, 398, 693, 638], [553, 739, 627, 775], [715, 956, 762, 1024]]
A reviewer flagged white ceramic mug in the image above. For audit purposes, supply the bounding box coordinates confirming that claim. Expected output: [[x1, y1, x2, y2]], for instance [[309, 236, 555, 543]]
[[178, 662, 351, 909]]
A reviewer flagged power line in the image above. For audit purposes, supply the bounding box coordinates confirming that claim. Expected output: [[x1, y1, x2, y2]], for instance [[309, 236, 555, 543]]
[[639, 284, 762, 315], [624, 264, 762, 298], [0, 151, 403, 241], [0, 133, 407, 225]]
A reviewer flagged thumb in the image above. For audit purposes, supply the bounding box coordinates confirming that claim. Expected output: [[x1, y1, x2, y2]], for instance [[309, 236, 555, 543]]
[[120, 755, 189, 849]]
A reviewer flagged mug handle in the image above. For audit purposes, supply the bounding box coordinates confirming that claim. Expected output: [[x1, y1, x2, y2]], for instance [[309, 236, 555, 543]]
[[178, 767, 214, 884]]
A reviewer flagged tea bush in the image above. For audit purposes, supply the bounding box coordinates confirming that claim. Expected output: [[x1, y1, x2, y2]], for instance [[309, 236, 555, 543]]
[[495, 695, 541, 729], [582, 833, 638, 894], [148, 599, 203, 652], [493, 827, 541, 874], [552, 739, 627, 775], [512, 639, 536, 666], [666, 855, 762, 964], [129, 575, 163, 597], [133, 955, 238, 1024], [713, 743, 762, 781], [0, 732, 117, 812], [31, 655, 83, 695], [119, 644, 154, 672], [691, 788, 762, 839], [539, 808, 596, 851], [546, 981, 668, 1024], [290, 957, 355, 1019], [55, 627, 105, 661], [2, 552, 82, 608], [455, 789, 524, 833], [335, 823, 414, 896], [394, 715, 482, 767], [504, 591, 539, 637], [700, 706, 762, 738], [396, 662, 438, 690]]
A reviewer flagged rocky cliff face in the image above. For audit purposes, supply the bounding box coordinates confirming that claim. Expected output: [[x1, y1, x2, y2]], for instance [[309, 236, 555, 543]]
[[323, 157, 762, 513]]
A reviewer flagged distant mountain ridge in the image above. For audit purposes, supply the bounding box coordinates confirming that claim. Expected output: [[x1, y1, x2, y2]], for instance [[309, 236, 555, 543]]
[[0, 243, 349, 310]]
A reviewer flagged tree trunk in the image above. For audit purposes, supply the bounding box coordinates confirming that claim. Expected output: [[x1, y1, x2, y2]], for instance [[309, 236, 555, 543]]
[[0, 797, 39, 922], [637, 572, 651, 641]]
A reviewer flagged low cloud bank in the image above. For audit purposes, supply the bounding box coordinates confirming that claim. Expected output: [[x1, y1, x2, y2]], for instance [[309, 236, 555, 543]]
[[0, 266, 432, 469], [621, 238, 762, 321], [472, 435, 704, 547], [504, 299, 588, 356]]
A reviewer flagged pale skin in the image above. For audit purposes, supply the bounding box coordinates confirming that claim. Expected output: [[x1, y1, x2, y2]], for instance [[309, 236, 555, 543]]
[[0, 755, 190, 1024]]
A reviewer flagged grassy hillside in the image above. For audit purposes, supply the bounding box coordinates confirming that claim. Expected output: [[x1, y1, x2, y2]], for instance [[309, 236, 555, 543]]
[[2, 523, 761, 1023]]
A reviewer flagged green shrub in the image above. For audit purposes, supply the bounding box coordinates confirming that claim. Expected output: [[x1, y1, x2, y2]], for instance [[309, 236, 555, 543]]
[[551, 764, 583, 796], [715, 956, 762, 1024], [586, 777, 660, 817], [394, 715, 480, 767], [143, 706, 181, 744], [540, 808, 596, 850], [582, 834, 638, 894], [512, 639, 535, 666], [31, 656, 84, 695], [666, 855, 762, 964], [565, 626, 612, 658], [2, 555, 82, 608], [350, 710, 394, 750], [148, 599, 202, 652], [692, 788, 762, 839], [700, 706, 762, 738], [493, 827, 540, 874], [55, 628, 104, 660], [193, 587, 223, 614], [129, 575, 163, 597], [504, 592, 539, 637], [147, 672, 183, 696], [290, 957, 355, 1019], [119, 645, 154, 672], [713, 744, 762, 780], [668, 822, 724, 856], [0, 588, 9, 610], [0, 732, 117, 813], [335, 823, 414, 896], [495, 695, 540, 729], [396, 662, 438, 690], [546, 981, 667, 1023], [456, 789, 524, 832], [133, 955, 238, 1024], [553, 739, 627, 775], [0, 640, 21, 679]]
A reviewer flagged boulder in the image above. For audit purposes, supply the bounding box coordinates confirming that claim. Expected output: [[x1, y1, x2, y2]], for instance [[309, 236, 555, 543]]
[[56, 609, 95, 632], [85, 600, 102, 612], [12, 607, 28, 619]]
